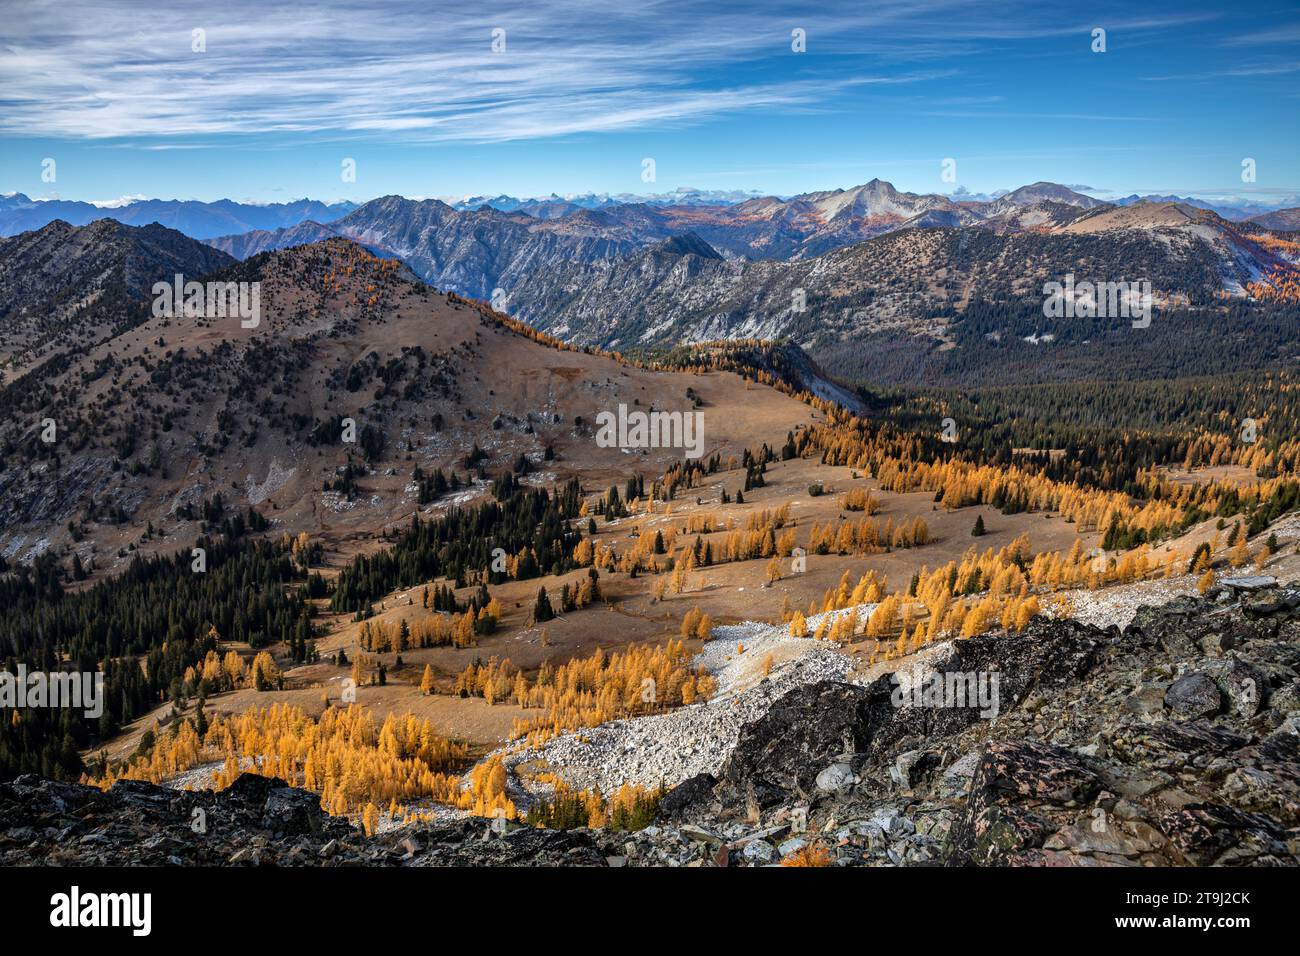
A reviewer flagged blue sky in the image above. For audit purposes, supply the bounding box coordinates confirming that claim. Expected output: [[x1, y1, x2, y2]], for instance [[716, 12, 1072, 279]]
[[2, 0, 1298, 204]]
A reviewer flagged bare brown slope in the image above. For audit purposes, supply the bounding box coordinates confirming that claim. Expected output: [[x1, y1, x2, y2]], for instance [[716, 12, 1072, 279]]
[[0, 237, 815, 574]]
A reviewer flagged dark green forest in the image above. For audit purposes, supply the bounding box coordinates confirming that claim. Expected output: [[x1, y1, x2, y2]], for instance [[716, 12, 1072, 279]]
[[0, 536, 311, 779]]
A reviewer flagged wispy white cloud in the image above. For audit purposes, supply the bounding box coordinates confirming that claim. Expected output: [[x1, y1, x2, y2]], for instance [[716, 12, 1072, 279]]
[[1225, 59, 1300, 76], [0, 0, 1226, 144], [87, 194, 149, 207], [1142, 58, 1300, 81], [1220, 22, 1300, 46], [0, 0, 946, 142], [920, 111, 1160, 122]]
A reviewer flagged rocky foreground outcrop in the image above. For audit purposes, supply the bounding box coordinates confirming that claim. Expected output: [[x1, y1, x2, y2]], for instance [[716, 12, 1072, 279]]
[[660, 577, 1300, 867], [0, 771, 610, 867], [4, 580, 1299, 866]]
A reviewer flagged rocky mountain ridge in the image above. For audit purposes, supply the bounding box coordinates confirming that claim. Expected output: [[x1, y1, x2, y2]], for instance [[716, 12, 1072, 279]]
[[500, 204, 1292, 353], [0, 219, 235, 380], [204, 179, 1110, 273], [0, 233, 809, 569], [195, 188, 1299, 367]]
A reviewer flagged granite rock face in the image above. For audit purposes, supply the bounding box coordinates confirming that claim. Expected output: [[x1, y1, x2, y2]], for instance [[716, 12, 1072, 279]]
[[661, 582, 1300, 866]]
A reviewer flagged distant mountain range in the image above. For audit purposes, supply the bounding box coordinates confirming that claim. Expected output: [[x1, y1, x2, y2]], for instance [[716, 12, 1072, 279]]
[[447, 187, 766, 217], [200, 180, 1299, 310], [0, 194, 356, 239], [7, 182, 1299, 244], [204, 180, 1121, 285], [450, 184, 1299, 223], [500, 201, 1297, 359], [6, 180, 1298, 395]]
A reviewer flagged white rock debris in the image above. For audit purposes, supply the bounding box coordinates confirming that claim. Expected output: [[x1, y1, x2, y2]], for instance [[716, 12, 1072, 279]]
[[500, 610, 865, 796], [1048, 575, 1200, 630], [498, 576, 1226, 797]]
